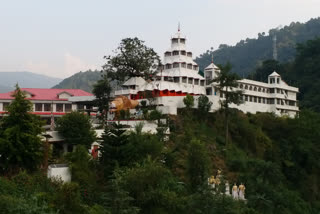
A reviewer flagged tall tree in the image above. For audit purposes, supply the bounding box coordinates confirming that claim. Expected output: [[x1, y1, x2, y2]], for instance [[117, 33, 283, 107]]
[[103, 37, 161, 82], [92, 75, 112, 122], [0, 85, 43, 174], [56, 111, 96, 149], [213, 62, 243, 145]]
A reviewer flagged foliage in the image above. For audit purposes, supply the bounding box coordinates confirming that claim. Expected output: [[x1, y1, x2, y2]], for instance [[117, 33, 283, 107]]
[[195, 17, 320, 77], [92, 75, 112, 121], [183, 94, 194, 108], [186, 139, 211, 192], [0, 85, 43, 174], [53, 70, 102, 92], [56, 111, 96, 149], [148, 109, 162, 121], [103, 37, 161, 82], [197, 95, 212, 116]]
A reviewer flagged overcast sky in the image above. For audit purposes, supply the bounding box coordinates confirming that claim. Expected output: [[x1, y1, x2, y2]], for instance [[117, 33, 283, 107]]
[[0, 0, 319, 78]]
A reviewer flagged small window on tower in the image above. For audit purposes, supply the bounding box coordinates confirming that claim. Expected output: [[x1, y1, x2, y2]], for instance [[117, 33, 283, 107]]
[[173, 63, 179, 68], [181, 63, 186, 68], [182, 77, 187, 83], [188, 78, 193, 84], [181, 50, 186, 55], [172, 38, 178, 43], [173, 51, 179, 56], [180, 38, 185, 44], [187, 52, 192, 57], [194, 79, 199, 85]]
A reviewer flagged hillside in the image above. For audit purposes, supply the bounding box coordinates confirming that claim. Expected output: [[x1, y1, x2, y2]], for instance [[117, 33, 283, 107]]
[[195, 17, 320, 76], [0, 72, 62, 93], [52, 70, 102, 92]]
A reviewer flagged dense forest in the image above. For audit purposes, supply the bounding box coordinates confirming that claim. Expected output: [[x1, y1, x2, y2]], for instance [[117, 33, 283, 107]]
[[195, 17, 320, 77]]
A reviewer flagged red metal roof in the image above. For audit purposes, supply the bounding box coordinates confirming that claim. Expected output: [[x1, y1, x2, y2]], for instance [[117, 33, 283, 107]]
[[0, 88, 93, 101]]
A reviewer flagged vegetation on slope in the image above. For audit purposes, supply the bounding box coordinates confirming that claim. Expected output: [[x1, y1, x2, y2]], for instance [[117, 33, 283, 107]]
[[195, 17, 320, 76], [52, 70, 102, 92]]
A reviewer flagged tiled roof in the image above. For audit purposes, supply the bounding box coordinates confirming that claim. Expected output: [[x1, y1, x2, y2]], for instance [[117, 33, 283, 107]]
[[0, 88, 93, 101]]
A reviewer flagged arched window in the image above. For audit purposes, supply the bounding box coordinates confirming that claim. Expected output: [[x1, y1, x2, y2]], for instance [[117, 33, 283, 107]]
[[249, 86, 252, 90], [254, 87, 257, 91], [240, 84, 243, 89], [245, 85, 248, 90]]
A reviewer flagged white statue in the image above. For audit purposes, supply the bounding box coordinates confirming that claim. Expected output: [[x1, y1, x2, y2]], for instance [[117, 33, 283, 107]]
[[238, 183, 246, 200], [232, 183, 239, 199], [225, 182, 231, 196]]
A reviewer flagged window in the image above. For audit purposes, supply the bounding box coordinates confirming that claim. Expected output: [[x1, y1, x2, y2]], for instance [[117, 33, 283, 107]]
[[200, 80, 205, 86], [56, 104, 63, 112], [164, 76, 169, 81], [277, 99, 280, 105], [165, 64, 172, 69], [193, 65, 198, 70], [277, 88, 280, 94], [240, 84, 243, 89], [206, 88, 212, 95], [194, 79, 199, 85], [182, 77, 187, 83], [165, 52, 171, 57], [262, 88, 265, 93], [245, 95, 248, 101], [188, 78, 193, 84], [181, 63, 186, 68], [258, 87, 261, 92], [187, 52, 192, 57], [254, 97, 257, 102], [174, 77, 180, 83], [180, 38, 186, 44], [249, 96, 252, 102], [270, 78, 275, 84], [3, 102, 10, 111], [263, 98, 265, 104], [173, 63, 179, 68], [181, 50, 186, 55], [187, 64, 192, 69], [35, 103, 42, 112], [270, 88, 275, 93], [65, 104, 72, 112], [173, 51, 179, 56], [289, 101, 295, 106], [249, 86, 252, 90], [77, 104, 84, 110], [258, 97, 261, 103], [277, 78, 280, 84], [245, 85, 248, 90], [172, 38, 178, 43], [44, 103, 51, 112], [254, 87, 257, 91]]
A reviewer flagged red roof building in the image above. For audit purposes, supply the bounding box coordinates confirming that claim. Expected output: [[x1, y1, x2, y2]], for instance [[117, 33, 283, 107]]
[[0, 88, 94, 121]]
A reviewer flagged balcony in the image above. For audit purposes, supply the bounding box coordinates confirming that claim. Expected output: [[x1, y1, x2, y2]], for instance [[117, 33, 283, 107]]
[[114, 89, 137, 96]]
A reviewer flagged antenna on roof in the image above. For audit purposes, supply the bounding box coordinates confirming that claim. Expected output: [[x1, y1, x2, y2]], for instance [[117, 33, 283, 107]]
[[178, 22, 180, 32], [211, 54, 214, 63]]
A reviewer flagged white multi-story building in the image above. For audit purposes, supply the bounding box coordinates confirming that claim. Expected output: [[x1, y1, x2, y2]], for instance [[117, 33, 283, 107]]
[[115, 28, 299, 117]]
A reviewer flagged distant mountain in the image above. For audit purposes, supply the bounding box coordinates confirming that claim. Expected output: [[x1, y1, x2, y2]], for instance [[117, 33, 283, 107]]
[[0, 72, 62, 92], [195, 17, 320, 76], [52, 70, 102, 92], [0, 84, 13, 93]]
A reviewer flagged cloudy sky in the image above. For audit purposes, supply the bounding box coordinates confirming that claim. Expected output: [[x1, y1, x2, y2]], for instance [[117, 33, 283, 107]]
[[0, 0, 319, 78]]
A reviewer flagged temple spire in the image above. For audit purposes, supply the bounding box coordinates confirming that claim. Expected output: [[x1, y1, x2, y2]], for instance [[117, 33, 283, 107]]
[[178, 22, 180, 32], [211, 54, 214, 63]]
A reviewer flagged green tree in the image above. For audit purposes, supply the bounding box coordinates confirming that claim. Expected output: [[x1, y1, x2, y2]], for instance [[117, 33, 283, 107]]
[[197, 95, 212, 117], [186, 139, 211, 192], [103, 37, 161, 82], [0, 85, 43, 174], [183, 94, 194, 109], [92, 75, 112, 122], [56, 111, 96, 149], [213, 62, 243, 145]]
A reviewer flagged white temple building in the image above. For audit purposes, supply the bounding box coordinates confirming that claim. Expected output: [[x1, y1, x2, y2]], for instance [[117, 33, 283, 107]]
[[114, 28, 299, 117]]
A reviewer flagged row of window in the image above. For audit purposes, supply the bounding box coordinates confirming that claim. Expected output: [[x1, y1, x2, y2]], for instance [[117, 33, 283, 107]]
[[165, 50, 192, 57], [163, 63, 198, 71], [35, 103, 73, 112], [239, 84, 288, 95], [162, 76, 205, 86], [171, 38, 186, 44], [220, 94, 296, 106]]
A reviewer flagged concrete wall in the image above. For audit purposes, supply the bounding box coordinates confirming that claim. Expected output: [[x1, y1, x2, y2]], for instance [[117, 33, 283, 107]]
[[47, 164, 71, 183]]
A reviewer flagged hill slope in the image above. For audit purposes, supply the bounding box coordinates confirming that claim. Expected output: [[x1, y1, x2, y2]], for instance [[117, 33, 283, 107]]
[[52, 70, 102, 92], [195, 17, 320, 76], [0, 72, 62, 92]]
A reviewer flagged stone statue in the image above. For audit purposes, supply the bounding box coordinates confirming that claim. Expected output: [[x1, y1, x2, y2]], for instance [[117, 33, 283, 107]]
[[208, 175, 216, 188], [238, 183, 246, 200], [232, 183, 239, 199], [225, 182, 231, 196]]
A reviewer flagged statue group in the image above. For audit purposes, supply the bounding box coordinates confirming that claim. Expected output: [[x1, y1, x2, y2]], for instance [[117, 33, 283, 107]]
[[232, 183, 246, 200], [208, 170, 246, 200]]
